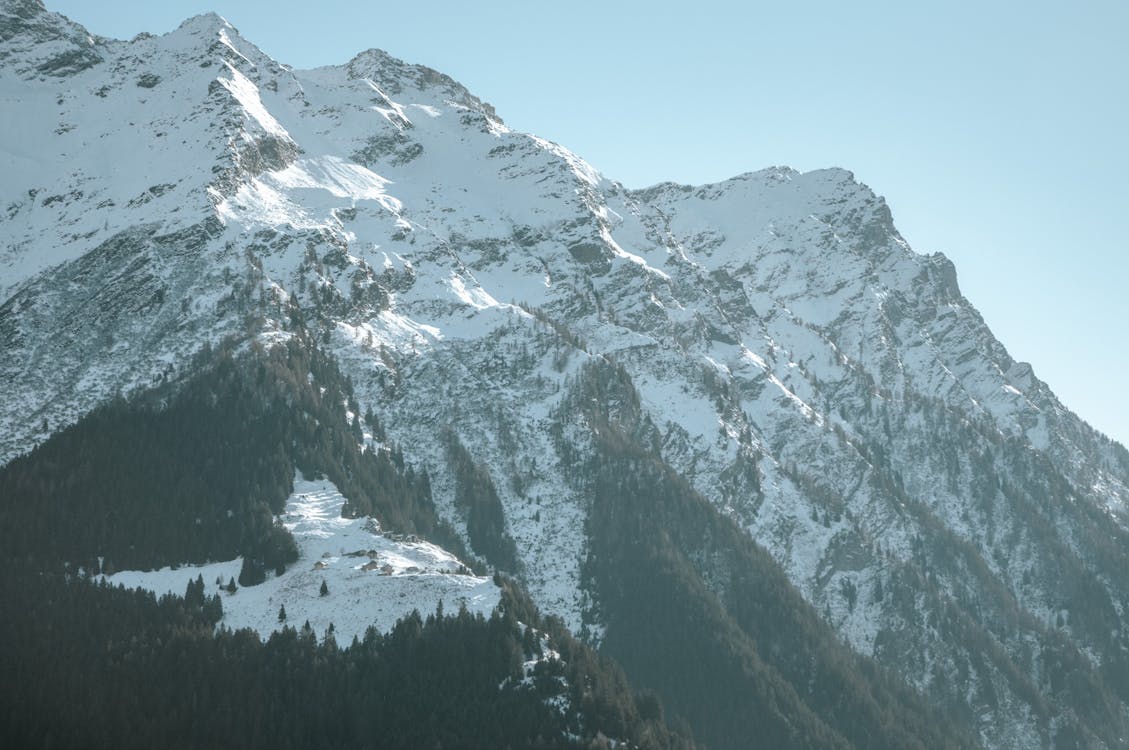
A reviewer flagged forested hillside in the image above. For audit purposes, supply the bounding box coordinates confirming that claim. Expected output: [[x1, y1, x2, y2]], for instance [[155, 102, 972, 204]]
[[0, 337, 693, 749], [562, 360, 973, 750], [0, 567, 693, 749], [0, 333, 465, 578]]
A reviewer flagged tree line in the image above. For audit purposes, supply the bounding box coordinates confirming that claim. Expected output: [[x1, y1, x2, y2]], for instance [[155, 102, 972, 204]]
[[0, 565, 693, 749]]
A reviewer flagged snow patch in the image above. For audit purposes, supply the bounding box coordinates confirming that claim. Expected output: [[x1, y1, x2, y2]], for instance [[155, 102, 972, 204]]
[[218, 63, 291, 139], [104, 474, 500, 645]]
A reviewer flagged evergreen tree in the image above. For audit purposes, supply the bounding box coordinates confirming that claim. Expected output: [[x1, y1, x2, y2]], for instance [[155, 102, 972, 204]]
[[205, 594, 223, 623]]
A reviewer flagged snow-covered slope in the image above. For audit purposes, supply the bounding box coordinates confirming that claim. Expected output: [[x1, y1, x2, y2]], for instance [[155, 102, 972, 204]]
[[105, 474, 499, 645], [5, 2, 1129, 745]]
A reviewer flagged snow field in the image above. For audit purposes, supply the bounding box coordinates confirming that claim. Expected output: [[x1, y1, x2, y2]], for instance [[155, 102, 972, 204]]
[[105, 474, 500, 645]]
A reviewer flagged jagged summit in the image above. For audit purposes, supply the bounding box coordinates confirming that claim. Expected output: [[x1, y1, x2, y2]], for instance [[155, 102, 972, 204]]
[[340, 46, 499, 119], [630, 165, 869, 205], [632, 165, 859, 193], [175, 10, 230, 32], [0, 1, 86, 45], [0, 0, 45, 18], [165, 10, 265, 63], [145, 9, 284, 77], [0, 0, 102, 73], [0, 0, 43, 17], [627, 163, 902, 275]]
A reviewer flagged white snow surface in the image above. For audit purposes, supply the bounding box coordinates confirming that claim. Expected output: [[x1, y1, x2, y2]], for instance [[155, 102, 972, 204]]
[[104, 475, 500, 645]]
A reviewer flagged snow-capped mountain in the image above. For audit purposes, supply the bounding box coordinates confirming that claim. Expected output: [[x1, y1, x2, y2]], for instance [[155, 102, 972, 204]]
[[5, 2, 1129, 746]]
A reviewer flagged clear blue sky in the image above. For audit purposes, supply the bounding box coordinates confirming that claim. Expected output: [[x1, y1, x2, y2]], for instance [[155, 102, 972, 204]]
[[46, 0, 1129, 448]]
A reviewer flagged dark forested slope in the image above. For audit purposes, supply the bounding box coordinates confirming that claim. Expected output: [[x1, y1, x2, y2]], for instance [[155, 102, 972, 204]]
[[0, 333, 465, 578], [564, 359, 975, 750]]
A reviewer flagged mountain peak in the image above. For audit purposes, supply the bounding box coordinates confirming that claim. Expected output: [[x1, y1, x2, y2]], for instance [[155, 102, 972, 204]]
[[0, 0, 49, 42], [0, 0, 102, 75], [174, 11, 232, 35], [343, 46, 498, 120], [159, 10, 283, 78], [0, 0, 45, 20]]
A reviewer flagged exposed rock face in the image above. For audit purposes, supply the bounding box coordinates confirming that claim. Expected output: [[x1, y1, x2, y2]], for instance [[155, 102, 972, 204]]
[[0, 0, 102, 74], [4, 7, 1129, 747]]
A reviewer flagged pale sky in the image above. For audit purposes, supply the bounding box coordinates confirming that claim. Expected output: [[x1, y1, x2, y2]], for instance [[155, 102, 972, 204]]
[[45, 1, 1129, 448]]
